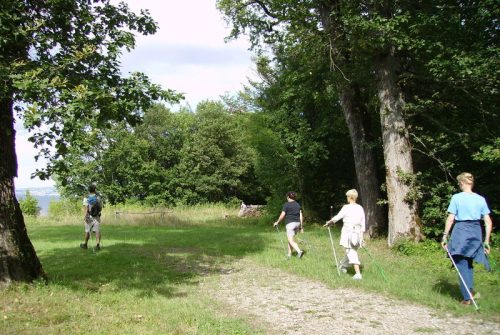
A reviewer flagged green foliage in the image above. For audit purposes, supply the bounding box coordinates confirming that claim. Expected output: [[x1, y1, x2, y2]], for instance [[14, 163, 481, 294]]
[[420, 182, 455, 238], [48, 197, 81, 218], [1, 0, 181, 181], [491, 232, 500, 250], [18, 191, 40, 216], [393, 239, 442, 257], [218, 0, 499, 231], [56, 102, 267, 207], [474, 138, 500, 163]]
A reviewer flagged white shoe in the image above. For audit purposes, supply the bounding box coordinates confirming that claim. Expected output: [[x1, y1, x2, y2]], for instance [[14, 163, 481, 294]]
[[352, 273, 362, 280], [340, 266, 347, 273]]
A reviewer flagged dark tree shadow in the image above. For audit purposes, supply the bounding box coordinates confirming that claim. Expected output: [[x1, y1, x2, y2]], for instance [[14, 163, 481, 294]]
[[433, 276, 462, 300], [33, 223, 266, 298]]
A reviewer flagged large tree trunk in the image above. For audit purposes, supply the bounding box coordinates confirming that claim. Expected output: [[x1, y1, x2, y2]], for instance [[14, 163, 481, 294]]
[[0, 95, 45, 285], [375, 51, 423, 246], [318, 3, 386, 237], [339, 86, 385, 237]]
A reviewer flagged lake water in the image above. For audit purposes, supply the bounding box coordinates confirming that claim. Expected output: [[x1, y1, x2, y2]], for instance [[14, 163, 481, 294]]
[[16, 190, 60, 216]]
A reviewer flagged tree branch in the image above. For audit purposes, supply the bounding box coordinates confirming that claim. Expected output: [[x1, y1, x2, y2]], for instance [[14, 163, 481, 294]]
[[246, 0, 278, 19]]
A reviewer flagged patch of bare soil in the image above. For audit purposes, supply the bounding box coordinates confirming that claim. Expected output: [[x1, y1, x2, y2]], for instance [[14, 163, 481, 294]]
[[201, 259, 500, 335]]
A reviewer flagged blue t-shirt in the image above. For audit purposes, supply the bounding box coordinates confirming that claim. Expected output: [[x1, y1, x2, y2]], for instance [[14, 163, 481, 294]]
[[447, 192, 490, 221]]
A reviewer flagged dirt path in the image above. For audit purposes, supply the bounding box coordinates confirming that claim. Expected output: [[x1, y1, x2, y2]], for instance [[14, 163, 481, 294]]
[[202, 259, 499, 335]]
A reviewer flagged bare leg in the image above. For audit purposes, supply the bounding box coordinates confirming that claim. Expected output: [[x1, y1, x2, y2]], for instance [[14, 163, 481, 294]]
[[287, 236, 301, 253], [83, 232, 90, 245]]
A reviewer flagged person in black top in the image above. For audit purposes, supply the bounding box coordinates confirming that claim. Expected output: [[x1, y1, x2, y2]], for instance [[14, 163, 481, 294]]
[[273, 191, 304, 258]]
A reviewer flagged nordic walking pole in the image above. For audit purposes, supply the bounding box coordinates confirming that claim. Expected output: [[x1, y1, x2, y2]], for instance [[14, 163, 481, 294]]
[[297, 231, 314, 251], [90, 222, 97, 254], [444, 246, 480, 311], [275, 226, 289, 258], [327, 226, 341, 276], [361, 246, 387, 282]]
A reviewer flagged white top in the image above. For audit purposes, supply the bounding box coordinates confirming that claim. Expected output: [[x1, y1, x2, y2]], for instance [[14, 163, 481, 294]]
[[332, 203, 366, 248]]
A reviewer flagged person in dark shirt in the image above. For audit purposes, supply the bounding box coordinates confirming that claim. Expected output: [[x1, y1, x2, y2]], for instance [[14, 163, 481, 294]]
[[273, 191, 304, 259]]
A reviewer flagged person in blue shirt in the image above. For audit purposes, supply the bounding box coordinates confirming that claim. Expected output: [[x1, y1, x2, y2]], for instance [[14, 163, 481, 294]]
[[441, 172, 492, 305]]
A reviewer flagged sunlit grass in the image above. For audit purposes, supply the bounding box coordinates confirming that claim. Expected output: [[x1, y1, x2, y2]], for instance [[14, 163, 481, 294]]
[[3, 204, 499, 335]]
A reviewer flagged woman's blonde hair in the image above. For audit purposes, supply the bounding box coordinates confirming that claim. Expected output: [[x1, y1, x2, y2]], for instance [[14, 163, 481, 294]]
[[346, 189, 358, 201], [457, 172, 474, 186]]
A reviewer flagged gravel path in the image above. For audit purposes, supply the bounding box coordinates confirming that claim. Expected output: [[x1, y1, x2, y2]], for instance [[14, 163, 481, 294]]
[[202, 259, 500, 335]]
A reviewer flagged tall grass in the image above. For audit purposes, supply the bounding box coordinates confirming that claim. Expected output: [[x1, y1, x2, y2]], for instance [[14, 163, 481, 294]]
[[2, 204, 498, 335]]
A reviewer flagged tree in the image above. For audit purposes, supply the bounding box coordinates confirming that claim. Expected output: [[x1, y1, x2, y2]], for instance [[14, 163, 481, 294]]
[[246, 51, 357, 216], [396, 0, 499, 236], [218, 0, 498, 244], [172, 101, 257, 205], [0, 0, 180, 284], [218, 0, 386, 236], [55, 101, 265, 207]]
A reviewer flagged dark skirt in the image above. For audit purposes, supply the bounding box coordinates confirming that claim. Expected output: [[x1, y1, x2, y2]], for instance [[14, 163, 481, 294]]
[[449, 220, 490, 271]]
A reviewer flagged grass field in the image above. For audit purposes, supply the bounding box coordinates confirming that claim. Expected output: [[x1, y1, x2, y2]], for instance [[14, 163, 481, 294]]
[[1, 205, 498, 334]]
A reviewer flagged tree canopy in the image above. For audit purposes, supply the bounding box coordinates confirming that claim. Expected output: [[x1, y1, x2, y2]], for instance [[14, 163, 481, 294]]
[[0, 0, 180, 283]]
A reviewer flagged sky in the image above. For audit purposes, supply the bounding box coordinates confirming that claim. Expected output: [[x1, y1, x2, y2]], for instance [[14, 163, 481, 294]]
[[15, 0, 256, 190]]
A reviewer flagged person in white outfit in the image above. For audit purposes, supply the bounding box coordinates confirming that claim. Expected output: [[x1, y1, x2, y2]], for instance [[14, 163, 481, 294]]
[[324, 189, 365, 280]]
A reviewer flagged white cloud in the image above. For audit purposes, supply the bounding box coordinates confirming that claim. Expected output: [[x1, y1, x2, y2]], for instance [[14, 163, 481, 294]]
[[118, 0, 257, 107], [15, 0, 257, 190], [14, 121, 54, 189]]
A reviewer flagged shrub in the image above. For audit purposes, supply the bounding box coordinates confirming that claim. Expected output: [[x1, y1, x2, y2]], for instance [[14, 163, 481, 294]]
[[421, 181, 455, 239], [19, 191, 40, 216], [48, 197, 81, 217]]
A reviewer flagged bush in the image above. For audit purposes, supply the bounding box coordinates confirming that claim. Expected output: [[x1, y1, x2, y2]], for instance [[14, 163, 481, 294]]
[[393, 239, 442, 257], [48, 197, 81, 217], [421, 182, 455, 238], [19, 191, 40, 216]]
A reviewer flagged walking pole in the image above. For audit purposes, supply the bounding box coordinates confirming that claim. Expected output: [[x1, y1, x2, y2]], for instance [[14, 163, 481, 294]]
[[297, 231, 314, 251], [361, 246, 387, 282], [90, 222, 97, 254], [444, 246, 480, 311], [275, 226, 289, 258], [327, 226, 341, 276]]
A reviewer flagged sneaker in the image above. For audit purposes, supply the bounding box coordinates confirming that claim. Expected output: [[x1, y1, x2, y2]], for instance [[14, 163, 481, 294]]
[[80, 243, 88, 249], [297, 250, 305, 259], [352, 273, 362, 280], [340, 266, 348, 273], [94, 244, 101, 252], [460, 300, 471, 305]]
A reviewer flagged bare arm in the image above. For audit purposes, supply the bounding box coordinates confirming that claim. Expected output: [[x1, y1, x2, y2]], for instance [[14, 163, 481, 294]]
[[483, 214, 493, 254], [273, 211, 286, 227], [441, 213, 455, 248], [324, 206, 345, 227]]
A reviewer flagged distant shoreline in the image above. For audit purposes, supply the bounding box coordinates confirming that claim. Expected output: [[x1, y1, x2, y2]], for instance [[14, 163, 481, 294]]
[[16, 187, 60, 216]]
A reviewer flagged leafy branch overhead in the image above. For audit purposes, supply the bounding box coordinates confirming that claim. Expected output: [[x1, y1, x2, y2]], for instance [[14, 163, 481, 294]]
[[1, 0, 182, 180]]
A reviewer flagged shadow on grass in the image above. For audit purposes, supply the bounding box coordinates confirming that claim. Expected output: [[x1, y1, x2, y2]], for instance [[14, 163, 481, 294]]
[[433, 277, 462, 300], [33, 224, 266, 298]]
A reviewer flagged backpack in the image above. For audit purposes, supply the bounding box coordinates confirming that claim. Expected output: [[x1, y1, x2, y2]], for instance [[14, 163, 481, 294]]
[[87, 194, 102, 217]]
